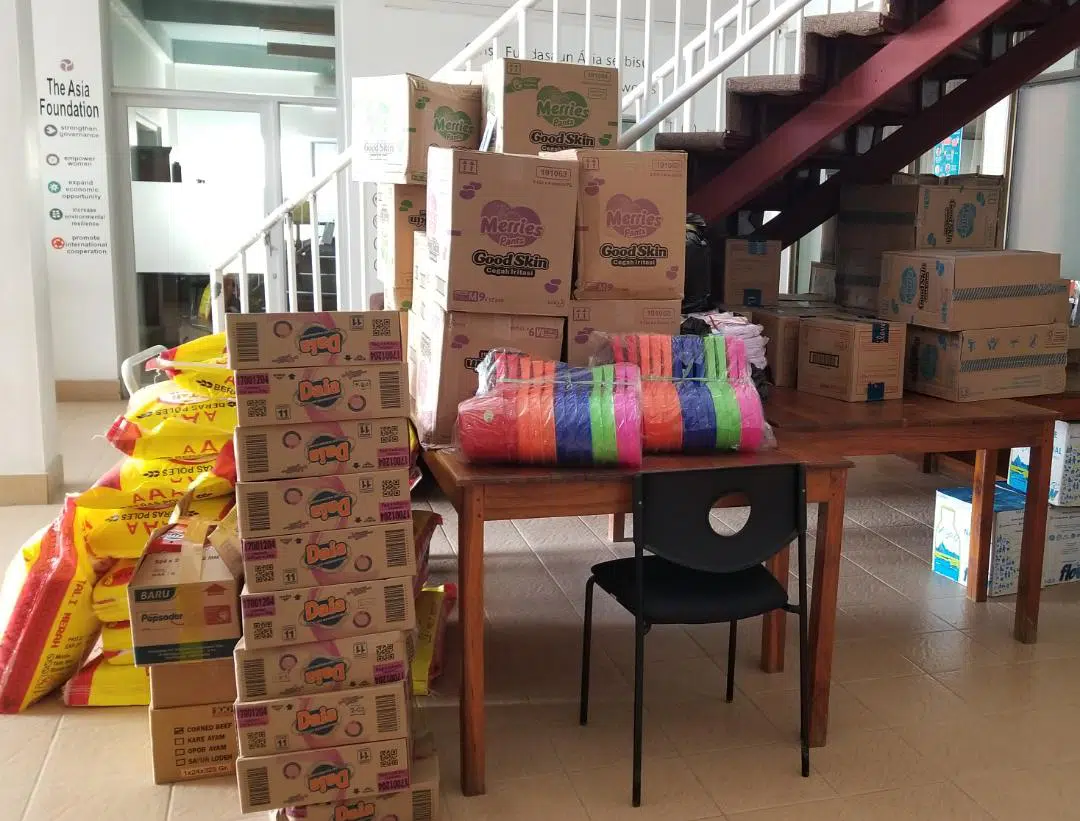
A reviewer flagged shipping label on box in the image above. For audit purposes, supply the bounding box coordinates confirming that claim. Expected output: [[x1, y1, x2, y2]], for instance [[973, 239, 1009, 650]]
[[234, 631, 411, 702], [481, 58, 618, 155], [376, 184, 426, 291], [237, 737, 411, 813], [242, 520, 416, 593], [797, 317, 906, 402], [352, 74, 481, 184], [234, 418, 411, 482], [240, 577, 416, 649], [906, 323, 1067, 402], [566, 299, 682, 366], [722, 240, 781, 306], [880, 250, 1067, 331], [226, 312, 403, 370], [551, 150, 687, 300], [235, 363, 407, 426], [149, 657, 236, 709], [425, 148, 577, 316], [150, 701, 236, 784], [235, 469, 410, 537], [236, 680, 409, 756], [1010, 420, 1080, 507]]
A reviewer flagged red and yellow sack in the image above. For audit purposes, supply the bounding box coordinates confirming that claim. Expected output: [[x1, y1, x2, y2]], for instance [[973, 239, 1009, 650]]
[[76, 447, 235, 512], [106, 381, 236, 460], [91, 560, 136, 622], [62, 651, 148, 707], [411, 583, 458, 697], [101, 622, 132, 656], [148, 334, 234, 397]]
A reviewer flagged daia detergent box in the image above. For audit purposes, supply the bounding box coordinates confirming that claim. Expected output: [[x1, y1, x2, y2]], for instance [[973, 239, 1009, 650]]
[[226, 311, 404, 370]]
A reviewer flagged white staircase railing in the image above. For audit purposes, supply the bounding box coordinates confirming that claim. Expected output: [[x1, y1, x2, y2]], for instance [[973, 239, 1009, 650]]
[[209, 0, 885, 330]]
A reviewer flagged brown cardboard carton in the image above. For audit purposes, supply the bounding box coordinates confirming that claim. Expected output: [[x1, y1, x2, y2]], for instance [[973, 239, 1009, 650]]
[[425, 147, 577, 316], [241, 520, 416, 594], [352, 74, 481, 184], [553, 150, 687, 299], [879, 249, 1068, 331], [240, 577, 416, 649], [235, 469, 411, 537], [235, 363, 407, 426], [376, 185, 426, 291], [206, 506, 243, 579], [752, 306, 848, 388], [809, 262, 837, 301], [226, 311, 403, 370], [797, 316, 907, 402], [567, 299, 682, 366], [408, 292, 565, 445], [234, 418, 411, 482], [129, 518, 241, 666], [233, 631, 412, 701], [236, 680, 409, 756], [150, 701, 236, 784], [149, 658, 237, 709], [723, 240, 782, 306], [481, 58, 619, 154], [906, 323, 1068, 402]]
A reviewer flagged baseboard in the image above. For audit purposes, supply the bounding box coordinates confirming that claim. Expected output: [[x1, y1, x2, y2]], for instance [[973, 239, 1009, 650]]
[[0, 454, 64, 506], [56, 379, 123, 402]]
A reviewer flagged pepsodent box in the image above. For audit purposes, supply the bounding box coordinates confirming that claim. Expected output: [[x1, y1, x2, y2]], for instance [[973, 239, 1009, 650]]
[[236, 737, 411, 813], [234, 632, 412, 702], [240, 577, 416, 649], [226, 311, 404, 370], [236, 680, 409, 756], [235, 469, 411, 537]]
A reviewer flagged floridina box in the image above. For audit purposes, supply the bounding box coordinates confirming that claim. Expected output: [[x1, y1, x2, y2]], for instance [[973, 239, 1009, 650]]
[[236, 680, 409, 756], [235, 469, 411, 537], [233, 418, 411, 481], [234, 631, 412, 701], [236, 737, 411, 813], [226, 312, 403, 370], [241, 520, 416, 593], [235, 364, 407, 427], [240, 577, 416, 649]]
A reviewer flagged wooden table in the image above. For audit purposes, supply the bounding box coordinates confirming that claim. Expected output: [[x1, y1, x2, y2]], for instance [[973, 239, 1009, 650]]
[[425, 448, 852, 797], [1022, 392, 1080, 420]]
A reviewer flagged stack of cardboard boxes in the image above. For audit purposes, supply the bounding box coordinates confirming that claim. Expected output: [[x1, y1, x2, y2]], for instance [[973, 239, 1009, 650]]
[[225, 312, 433, 817]]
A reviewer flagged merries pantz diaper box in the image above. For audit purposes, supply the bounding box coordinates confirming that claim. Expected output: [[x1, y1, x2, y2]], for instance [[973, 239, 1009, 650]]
[[226, 311, 404, 370]]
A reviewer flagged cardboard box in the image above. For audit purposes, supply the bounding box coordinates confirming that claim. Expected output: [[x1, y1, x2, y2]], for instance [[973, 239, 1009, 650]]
[[129, 519, 241, 665], [809, 262, 837, 301], [234, 418, 411, 482], [408, 294, 565, 445], [752, 306, 847, 388], [424, 147, 577, 316], [235, 469, 411, 537], [1010, 421, 1080, 507], [236, 680, 409, 756], [905, 323, 1067, 402], [240, 577, 416, 649], [278, 752, 440, 821], [552, 150, 687, 300], [481, 58, 619, 155], [234, 631, 412, 701], [797, 316, 906, 402], [722, 240, 782, 306], [235, 363, 407, 427], [226, 312, 403, 370], [150, 701, 236, 784], [376, 185, 425, 291], [566, 299, 682, 366], [206, 506, 243, 579], [242, 520, 416, 593], [879, 250, 1067, 331], [236, 737, 411, 813], [352, 74, 481, 184], [149, 658, 237, 709]]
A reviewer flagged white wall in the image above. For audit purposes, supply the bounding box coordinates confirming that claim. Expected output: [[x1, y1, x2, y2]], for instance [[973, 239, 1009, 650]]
[[173, 64, 331, 97]]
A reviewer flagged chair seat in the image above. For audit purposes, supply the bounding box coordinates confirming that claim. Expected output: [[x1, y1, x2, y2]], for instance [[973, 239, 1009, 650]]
[[590, 556, 788, 625]]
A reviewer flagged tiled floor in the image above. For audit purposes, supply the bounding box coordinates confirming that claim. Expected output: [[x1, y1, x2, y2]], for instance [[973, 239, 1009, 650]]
[[6, 403, 1080, 820]]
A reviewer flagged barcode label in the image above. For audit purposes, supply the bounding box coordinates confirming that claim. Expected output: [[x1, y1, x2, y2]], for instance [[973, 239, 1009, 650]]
[[379, 370, 402, 409], [384, 584, 407, 623], [413, 788, 434, 821], [253, 621, 274, 641], [242, 659, 268, 698], [247, 730, 267, 751], [244, 491, 272, 531], [385, 529, 407, 567], [375, 642, 396, 663], [242, 434, 270, 474], [244, 766, 271, 806], [375, 693, 400, 735], [253, 564, 275, 585], [234, 323, 261, 363], [246, 399, 268, 419], [379, 747, 401, 768]]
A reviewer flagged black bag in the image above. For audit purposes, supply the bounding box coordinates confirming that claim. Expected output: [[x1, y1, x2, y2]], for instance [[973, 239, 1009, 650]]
[[683, 214, 711, 314]]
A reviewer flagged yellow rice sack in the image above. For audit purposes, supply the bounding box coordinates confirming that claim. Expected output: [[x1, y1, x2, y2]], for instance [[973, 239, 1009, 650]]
[[63, 651, 148, 707], [411, 584, 457, 697], [91, 559, 136, 622], [148, 335, 233, 397], [101, 622, 133, 657], [76, 450, 234, 511], [106, 381, 236, 460]]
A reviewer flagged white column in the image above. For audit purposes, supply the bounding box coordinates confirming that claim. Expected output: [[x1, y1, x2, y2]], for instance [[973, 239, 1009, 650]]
[[0, 0, 62, 504]]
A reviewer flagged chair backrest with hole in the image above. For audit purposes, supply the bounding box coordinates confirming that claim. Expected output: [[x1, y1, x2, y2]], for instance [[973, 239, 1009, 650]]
[[633, 464, 806, 574]]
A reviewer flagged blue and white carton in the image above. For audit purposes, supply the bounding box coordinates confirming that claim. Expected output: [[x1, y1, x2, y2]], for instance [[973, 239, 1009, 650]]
[[1009, 420, 1080, 506]]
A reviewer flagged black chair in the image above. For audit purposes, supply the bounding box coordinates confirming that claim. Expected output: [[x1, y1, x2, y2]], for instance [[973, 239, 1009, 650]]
[[579, 464, 810, 806]]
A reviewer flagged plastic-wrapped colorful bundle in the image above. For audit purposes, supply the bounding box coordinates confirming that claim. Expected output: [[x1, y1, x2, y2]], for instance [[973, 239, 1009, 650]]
[[457, 350, 643, 467]]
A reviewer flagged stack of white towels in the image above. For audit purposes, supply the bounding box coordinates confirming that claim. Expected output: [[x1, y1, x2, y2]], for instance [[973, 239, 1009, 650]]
[[686, 310, 768, 371]]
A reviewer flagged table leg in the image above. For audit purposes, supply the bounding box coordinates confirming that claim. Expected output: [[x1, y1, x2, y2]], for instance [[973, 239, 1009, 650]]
[[808, 467, 846, 747], [459, 486, 486, 796], [761, 546, 790, 673], [1016, 422, 1053, 644], [967, 449, 998, 603], [607, 513, 628, 543]]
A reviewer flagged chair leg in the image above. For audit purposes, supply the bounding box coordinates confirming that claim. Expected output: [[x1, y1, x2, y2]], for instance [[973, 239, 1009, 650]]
[[798, 602, 810, 778], [580, 577, 596, 727], [726, 620, 738, 703], [632, 614, 645, 807]]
